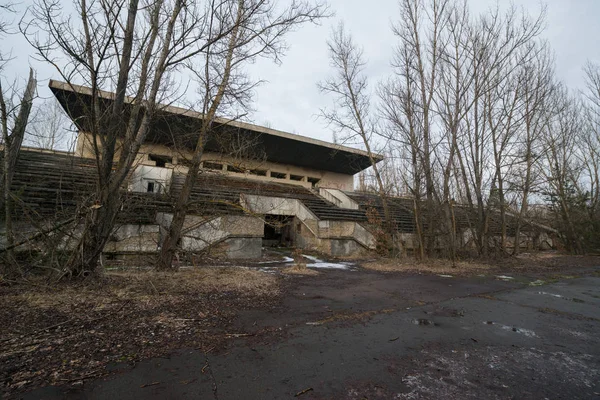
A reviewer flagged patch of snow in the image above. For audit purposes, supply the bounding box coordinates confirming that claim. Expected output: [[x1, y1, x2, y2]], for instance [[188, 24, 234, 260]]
[[302, 254, 320, 262], [484, 321, 537, 338], [496, 275, 514, 280], [302, 255, 355, 270], [500, 325, 537, 338], [538, 291, 564, 298], [439, 274, 454, 278], [257, 256, 294, 264], [309, 261, 354, 270], [529, 279, 545, 286]]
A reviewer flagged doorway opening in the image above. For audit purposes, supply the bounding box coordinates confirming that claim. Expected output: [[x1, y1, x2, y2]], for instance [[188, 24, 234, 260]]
[[263, 215, 293, 247]]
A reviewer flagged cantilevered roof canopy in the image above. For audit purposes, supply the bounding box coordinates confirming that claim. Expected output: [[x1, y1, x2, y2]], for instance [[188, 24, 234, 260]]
[[49, 80, 382, 175]]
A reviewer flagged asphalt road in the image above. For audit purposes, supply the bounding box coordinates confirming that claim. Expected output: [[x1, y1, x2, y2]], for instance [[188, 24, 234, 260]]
[[27, 268, 600, 399]]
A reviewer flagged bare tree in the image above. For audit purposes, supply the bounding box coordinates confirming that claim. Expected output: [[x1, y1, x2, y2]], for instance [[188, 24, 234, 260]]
[[579, 62, 600, 250], [157, 0, 327, 270], [541, 86, 584, 253], [25, 98, 74, 150], [0, 69, 37, 276], [318, 23, 393, 253], [510, 45, 554, 254], [0, 2, 38, 276], [22, 0, 259, 277]]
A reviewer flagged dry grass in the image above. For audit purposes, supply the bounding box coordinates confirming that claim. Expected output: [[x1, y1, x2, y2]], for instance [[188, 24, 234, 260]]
[[362, 258, 494, 275], [14, 267, 280, 313], [108, 266, 281, 297]]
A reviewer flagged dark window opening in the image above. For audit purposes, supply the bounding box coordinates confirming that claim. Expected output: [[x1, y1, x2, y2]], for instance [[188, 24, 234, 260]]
[[147, 181, 155, 193], [227, 165, 245, 173], [290, 174, 303, 181], [271, 171, 286, 179], [307, 177, 321, 186], [203, 162, 223, 171], [252, 169, 267, 176], [149, 154, 172, 168]]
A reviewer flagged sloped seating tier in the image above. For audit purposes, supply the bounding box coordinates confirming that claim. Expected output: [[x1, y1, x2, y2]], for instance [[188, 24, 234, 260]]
[[170, 173, 370, 222], [345, 192, 418, 233], [6, 150, 96, 218], [3, 150, 167, 224], [346, 191, 538, 236]]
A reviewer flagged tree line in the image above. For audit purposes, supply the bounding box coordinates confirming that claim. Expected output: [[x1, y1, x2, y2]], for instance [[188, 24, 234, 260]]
[[320, 0, 600, 259]]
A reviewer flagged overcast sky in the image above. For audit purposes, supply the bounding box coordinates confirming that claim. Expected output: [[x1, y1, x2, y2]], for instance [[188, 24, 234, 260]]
[[3, 0, 600, 148]]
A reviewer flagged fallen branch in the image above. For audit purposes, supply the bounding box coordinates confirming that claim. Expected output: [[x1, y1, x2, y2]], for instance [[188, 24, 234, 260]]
[[295, 387, 314, 397], [140, 382, 160, 388]]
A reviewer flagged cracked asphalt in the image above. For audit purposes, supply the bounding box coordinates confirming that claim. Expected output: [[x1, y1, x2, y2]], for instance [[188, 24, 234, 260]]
[[26, 267, 600, 399]]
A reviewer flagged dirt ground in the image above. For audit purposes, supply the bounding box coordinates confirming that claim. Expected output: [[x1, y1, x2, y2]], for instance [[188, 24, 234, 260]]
[[0, 268, 281, 397], [1, 252, 599, 399]]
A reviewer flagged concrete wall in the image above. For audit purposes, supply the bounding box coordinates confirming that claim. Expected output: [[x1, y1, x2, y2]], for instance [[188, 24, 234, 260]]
[[76, 132, 355, 190], [156, 212, 263, 258], [104, 224, 160, 253], [319, 188, 359, 209], [242, 194, 316, 220], [223, 237, 262, 259], [317, 220, 375, 250], [128, 165, 173, 193], [329, 239, 368, 257]]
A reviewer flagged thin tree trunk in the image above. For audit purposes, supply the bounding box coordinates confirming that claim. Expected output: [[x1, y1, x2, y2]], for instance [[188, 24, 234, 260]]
[[1, 69, 36, 276], [157, 0, 243, 270]]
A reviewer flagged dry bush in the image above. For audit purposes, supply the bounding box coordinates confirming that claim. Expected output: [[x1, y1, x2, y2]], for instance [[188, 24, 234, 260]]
[[361, 252, 600, 275], [282, 265, 319, 276], [282, 248, 319, 276]]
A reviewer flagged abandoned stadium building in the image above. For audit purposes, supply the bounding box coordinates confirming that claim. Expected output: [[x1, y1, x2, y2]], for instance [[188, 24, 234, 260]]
[[3, 80, 554, 262]]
